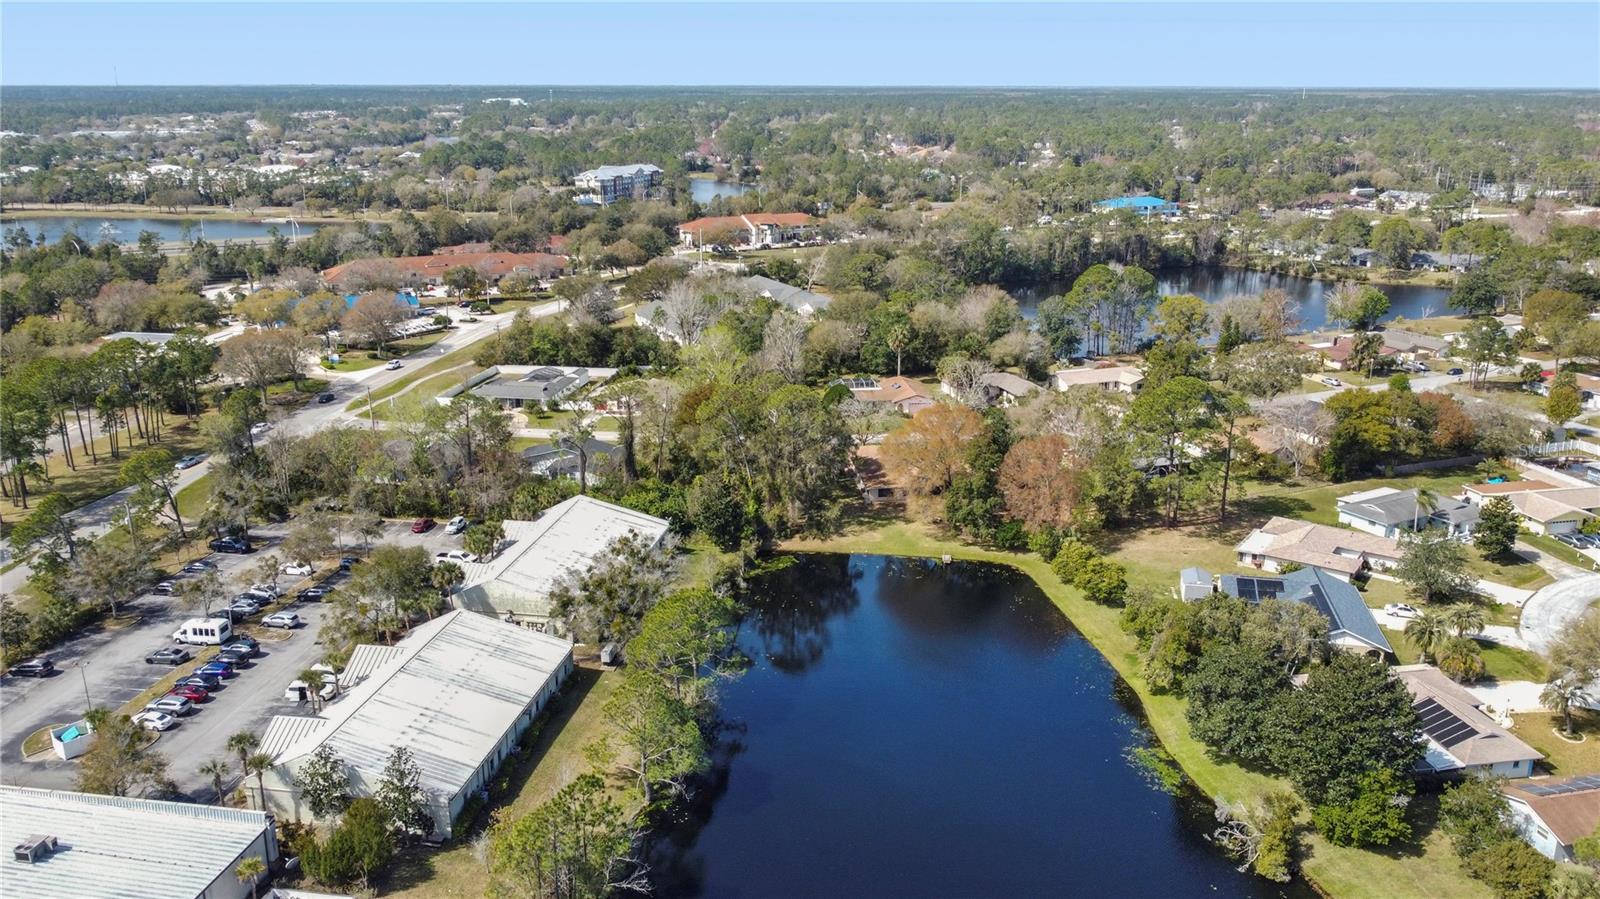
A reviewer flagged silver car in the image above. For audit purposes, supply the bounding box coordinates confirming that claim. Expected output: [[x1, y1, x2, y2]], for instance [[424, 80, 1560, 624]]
[[144, 695, 193, 716]]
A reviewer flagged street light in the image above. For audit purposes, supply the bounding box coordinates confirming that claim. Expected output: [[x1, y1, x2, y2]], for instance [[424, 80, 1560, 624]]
[[76, 660, 91, 713]]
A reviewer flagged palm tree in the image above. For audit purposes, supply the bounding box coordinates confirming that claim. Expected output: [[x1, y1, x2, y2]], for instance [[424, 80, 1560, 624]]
[[234, 856, 266, 899], [431, 561, 464, 606], [1543, 671, 1587, 738], [297, 668, 329, 712], [557, 419, 596, 494], [1437, 637, 1487, 683], [1442, 602, 1487, 639], [1404, 610, 1451, 663], [1412, 487, 1440, 532], [227, 731, 259, 777], [244, 752, 275, 811], [198, 758, 231, 805]]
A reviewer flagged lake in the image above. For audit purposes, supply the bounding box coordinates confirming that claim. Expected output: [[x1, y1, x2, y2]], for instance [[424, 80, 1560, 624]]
[[649, 554, 1313, 899], [0, 215, 320, 246], [1015, 266, 1456, 332], [689, 178, 755, 204]]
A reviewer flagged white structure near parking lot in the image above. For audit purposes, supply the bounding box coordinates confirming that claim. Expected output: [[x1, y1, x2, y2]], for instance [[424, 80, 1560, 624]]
[[0, 785, 278, 899], [453, 494, 671, 630], [248, 609, 573, 839]]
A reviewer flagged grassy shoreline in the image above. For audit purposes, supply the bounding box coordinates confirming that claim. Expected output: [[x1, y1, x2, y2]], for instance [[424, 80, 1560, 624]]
[[0, 203, 364, 224], [780, 517, 1489, 899]]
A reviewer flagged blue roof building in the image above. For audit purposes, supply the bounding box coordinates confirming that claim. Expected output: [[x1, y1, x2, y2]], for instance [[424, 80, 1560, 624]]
[[342, 291, 421, 312], [1095, 195, 1180, 217], [1218, 567, 1393, 658]]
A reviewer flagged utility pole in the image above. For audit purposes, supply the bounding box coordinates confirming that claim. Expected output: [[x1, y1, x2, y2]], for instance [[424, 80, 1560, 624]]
[[365, 386, 376, 431]]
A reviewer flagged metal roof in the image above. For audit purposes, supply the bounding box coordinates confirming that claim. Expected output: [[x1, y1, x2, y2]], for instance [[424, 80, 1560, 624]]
[[0, 786, 272, 899], [266, 610, 572, 803], [1220, 567, 1392, 654]]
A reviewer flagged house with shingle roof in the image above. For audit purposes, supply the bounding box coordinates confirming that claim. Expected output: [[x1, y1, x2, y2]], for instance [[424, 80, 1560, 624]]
[[1463, 480, 1600, 535], [1218, 567, 1393, 658], [1394, 665, 1541, 779], [1504, 777, 1600, 861], [1337, 486, 1478, 538], [1234, 516, 1403, 580]]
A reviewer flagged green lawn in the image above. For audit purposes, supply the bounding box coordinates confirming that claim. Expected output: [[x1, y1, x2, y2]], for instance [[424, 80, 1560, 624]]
[[783, 517, 1488, 899], [1466, 551, 1553, 590], [1521, 532, 1595, 570], [1513, 709, 1600, 776], [319, 353, 385, 373], [0, 418, 210, 525], [346, 342, 486, 413]]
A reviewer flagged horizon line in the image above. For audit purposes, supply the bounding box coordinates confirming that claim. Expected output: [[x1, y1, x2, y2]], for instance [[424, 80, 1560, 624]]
[[6, 83, 1599, 92]]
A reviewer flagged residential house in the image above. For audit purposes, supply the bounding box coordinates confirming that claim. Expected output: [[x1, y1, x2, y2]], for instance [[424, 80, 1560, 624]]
[[521, 437, 617, 484], [323, 252, 568, 289], [1094, 195, 1180, 217], [1234, 516, 1403, 580], [437, 365, 615, 410], [1337, 487, 1478, 538], [573, 163, 662, 205], [850, 444, 904, 504], [635, 275, 829, 343], [1463, 480, 1600, 535], [1394, 665, 1542, 779], [941, 371, 1040, 407], [1, 785, 279, 899], [1051, 364, 1144, 394], [250, 610, 573, 839], [1503, 777, 1600, 861], [1316, 334, 1398, 371], [677, 212, 820, 247], [1218, 568, 1393, 658], [842, 376, 936, 415], [453, 495, 671, 629], [1379, 329, 1450, 361]]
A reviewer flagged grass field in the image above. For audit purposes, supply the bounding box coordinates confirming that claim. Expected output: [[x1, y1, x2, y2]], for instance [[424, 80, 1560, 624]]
[[346, 341, 486, 414], [0, 418, 209, 525], [1513, 709, 1600, 776], [782, 516, 1489, 899]]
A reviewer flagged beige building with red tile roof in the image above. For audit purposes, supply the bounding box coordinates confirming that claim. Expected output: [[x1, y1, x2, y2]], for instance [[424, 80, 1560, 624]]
[[677, 212, 819, 247]]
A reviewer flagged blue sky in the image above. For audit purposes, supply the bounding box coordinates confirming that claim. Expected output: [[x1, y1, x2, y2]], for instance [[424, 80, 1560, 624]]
[[3, 2, 1597, 88]]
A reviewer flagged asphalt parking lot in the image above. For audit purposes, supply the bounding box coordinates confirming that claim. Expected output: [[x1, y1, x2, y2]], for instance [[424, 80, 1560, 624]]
[[0, 518, 477, 799]]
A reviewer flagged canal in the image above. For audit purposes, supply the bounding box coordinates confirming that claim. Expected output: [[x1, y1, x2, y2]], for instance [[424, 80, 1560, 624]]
[[649, 554, 1315, 898]]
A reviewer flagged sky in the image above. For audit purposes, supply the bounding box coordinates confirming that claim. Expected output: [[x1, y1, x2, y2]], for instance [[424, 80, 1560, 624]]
[[2, 2, 1597, 89]]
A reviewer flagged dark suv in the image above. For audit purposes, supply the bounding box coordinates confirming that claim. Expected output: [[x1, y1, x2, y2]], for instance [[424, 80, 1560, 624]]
[[7, 658, 55, 677], [209, 536, 252, 554]]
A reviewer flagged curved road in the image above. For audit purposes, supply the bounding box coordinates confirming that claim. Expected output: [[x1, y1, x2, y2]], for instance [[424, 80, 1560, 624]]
[[1519, 574, 1600, 654]]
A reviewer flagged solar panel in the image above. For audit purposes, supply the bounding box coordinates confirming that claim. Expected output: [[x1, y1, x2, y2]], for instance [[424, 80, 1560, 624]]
[[1523, 774, 1600, 797], [1416, 698, 1480, 749], [1231, 576, 1285, 603]]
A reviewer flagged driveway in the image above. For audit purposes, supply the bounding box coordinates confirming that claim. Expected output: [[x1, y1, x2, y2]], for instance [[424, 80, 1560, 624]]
[[1518, 574, 1600, 655]]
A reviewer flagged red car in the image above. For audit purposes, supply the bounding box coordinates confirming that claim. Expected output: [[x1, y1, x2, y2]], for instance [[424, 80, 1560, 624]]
[[168, 685, 210, 703], [410, 517, 435, 534]]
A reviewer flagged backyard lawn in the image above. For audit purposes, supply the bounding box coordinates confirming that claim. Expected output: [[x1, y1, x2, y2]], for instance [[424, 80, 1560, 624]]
[[1513, 709, 1600, 776]]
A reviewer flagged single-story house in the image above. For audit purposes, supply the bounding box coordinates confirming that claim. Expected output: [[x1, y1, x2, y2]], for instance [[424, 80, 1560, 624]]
[[521, 437, 617, 483], [850, 444, 904, 505], [677, 212, 820, 247], [1218, 568, 1393, 658], [1463, 480, 1600, 535], [844, 376, 936, 415], [454, 495, 672, 629], [101, 330, 179, 346], [1, 785, 280, 899], [437, 365, 616, 410], [744, 274, 831, 317], [1503, 776, 1600, 861], [1379, 329, 1450, 360], [1337, 487, 1478, 538], [1318, 334, 1399, 371], [1234, 516, 1403, 580], [250, 610, 573, 839], [1051, 364, 1144, 394], [1179, 566, 1214, 601], [1395, 665, 1542, 779], [943, 371, 1040, 407]]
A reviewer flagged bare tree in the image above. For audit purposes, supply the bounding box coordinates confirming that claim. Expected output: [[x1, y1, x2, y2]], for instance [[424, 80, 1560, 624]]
[[936, 354, 996, 408], [1261, 399, 1332, 478], [341, 293, 412, 355], [756, 310, 809, 382], [218, 329, 307, 403], [657, 278, 735, 345]]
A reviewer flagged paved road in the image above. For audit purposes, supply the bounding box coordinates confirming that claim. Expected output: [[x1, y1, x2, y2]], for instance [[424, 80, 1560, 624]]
[[1519, 574, 1600, 655]]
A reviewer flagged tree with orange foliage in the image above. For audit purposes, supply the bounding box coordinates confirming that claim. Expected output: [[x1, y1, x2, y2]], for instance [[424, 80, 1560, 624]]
[[879, 404, 984, 497], [997, 433, 1089, 533]]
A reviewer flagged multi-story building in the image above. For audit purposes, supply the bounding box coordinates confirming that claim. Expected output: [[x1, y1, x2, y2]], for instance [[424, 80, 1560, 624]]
[[573, 163, 663, 205]]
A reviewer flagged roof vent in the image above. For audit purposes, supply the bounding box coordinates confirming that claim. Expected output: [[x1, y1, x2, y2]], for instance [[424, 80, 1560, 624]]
[[14, 834, 58, 863]]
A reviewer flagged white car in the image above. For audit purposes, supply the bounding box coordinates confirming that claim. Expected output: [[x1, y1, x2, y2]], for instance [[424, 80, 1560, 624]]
[[132, 711, 178, 732], [284, 677, 337, 702], [249, 422, 272, 437], [281, 561, 314, 577], [385, 359, 403, 370], [445, 515, 469, 535], [1320, 377, 1343, 388], [248, 583, 283, 598], [262, 612, 300, 629], [1383, 603, 1421, 620], [435, 550, 479, 564]]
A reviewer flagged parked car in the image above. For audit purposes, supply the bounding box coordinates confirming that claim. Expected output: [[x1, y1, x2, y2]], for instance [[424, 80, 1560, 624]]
[[385, 359, 403, 370], [145, 647, 192, 666], [445, 515, 469, 535], [221, 635, 260, 657], [144, 696, 193, 716], [281, 561, 314, 577], [231, 593, 264, 610], [262, 612, 300, 629], [216, 647, 253, 666], [298, 586, 330, 602], [177, 673, 222, 691], [197, 660, 237, 679], [339, 557, 359, 572], [7, 658, 55, 678], [284, 678, 338, 703], [316, 391, 337, 404], [209, 536, 252, 554], [1448, 367, 1464, 376], [1383, 603, 1421, 619], [181, 559, 217, 574], [411, 517, 436, 533], [167, 685, 210, 703], [250, 583, 284, 598], [226, 602, 261, 620], [152, 580, 177, 596], [1320, 377, 1343, 387], [249, 422, 272, 437], [435, 550, 479, 564], [132, 711, 178, 732], [174, 454, 204, 471]]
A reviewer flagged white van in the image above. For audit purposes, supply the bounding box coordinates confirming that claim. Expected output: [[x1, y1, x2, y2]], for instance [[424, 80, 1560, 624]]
[[172, 617, 233, 646]]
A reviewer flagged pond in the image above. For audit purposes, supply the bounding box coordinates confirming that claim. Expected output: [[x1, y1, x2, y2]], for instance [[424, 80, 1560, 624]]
[[0, 215, 320, 246], [1014, 266, 1456, 332], [648, 554, 1314, 898], [689, 178, 755, 205]]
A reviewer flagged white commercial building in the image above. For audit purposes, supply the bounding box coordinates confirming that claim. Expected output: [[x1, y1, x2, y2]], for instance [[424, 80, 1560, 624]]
[[0, 786, 278, 899], [454, 495, 672, 629], [250, 610, 573, 838]]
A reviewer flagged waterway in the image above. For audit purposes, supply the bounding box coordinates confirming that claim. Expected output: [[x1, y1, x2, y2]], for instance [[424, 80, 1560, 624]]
[[1015, 266, 1456, 332], [0, 215, 320, 246], [649, 554, 1313, 898], [689, 178, 755, 205]]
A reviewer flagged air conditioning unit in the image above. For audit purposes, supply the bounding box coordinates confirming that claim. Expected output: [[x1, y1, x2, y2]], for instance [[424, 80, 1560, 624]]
[[13, 834, 57, 863]]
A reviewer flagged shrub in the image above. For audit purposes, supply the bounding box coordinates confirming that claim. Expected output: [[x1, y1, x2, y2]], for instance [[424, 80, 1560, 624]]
[[992, 520, 1028, 551], [1078, 557, 1128, 606], [1050, 539, 1100, 586], [1467, 839, 1555, 899], [1312, 769, 1414, 848], [1027, 527, 1064, 561]]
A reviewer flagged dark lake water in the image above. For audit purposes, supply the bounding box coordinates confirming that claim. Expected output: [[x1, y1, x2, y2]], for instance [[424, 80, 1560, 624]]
[[1015, 266, 1456, 332], [0, 215, 319, 245], [689, 178, 755, 204], [649, 554, 1314, 899]]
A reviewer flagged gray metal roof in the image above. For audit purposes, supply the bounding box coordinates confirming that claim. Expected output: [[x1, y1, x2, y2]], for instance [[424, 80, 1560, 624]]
[[1180, 566, 1212, 584], [744, 275, 831, 313], [1338, 487, 1474, 528], [0, 786, 272, 899], [472, 373, 582, 403]]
